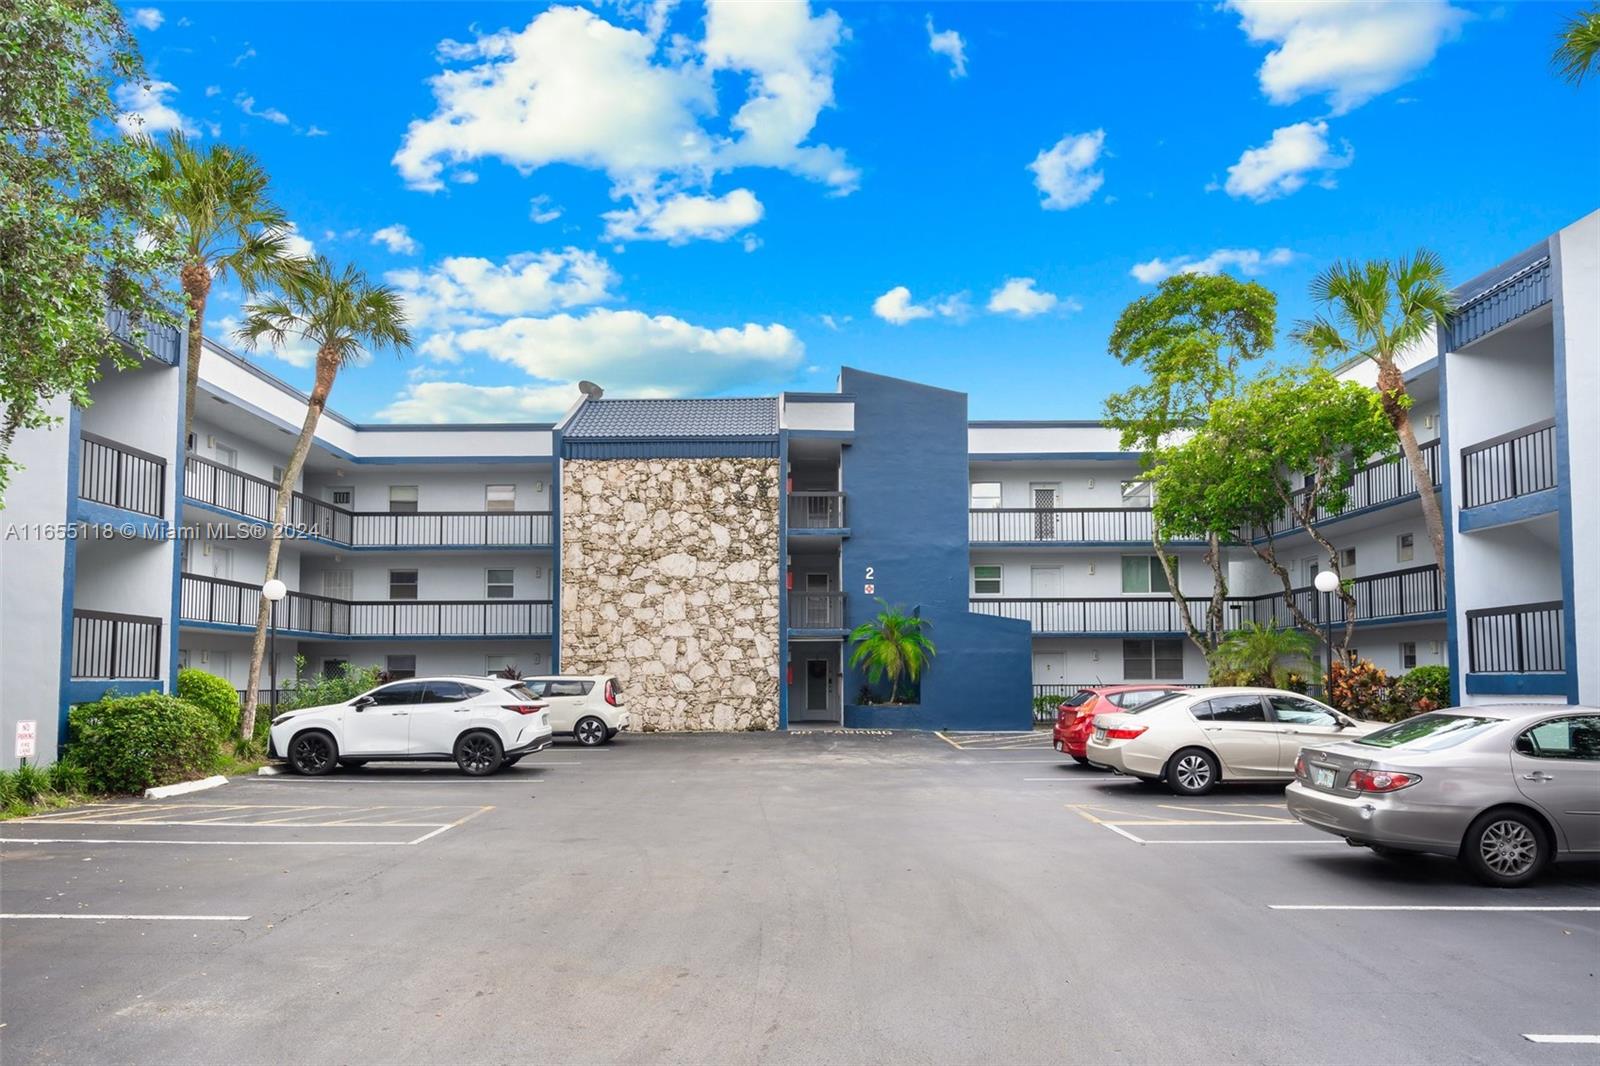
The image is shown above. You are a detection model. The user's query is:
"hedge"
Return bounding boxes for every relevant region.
[67,693,223,793]
[177,667,241,737]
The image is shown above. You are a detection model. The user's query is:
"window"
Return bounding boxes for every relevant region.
[322,658,349,678]
[486,654,519,676]
[519,680,548,697]
[272,465,285,484]
[970,482,1002,510]
[385,654,417,680]
[1120,480,1152,507]
[330,488,353,507]
[1207,695,1268,722]
[389,485,419,514]
[1339,547,1357,572]
[1267,695,1338,727]
[1515,716,1600,761]
[486,484,516,513]
[486,569,515,599]
[421,680,480,703]
[1400,642,1417,670]
[547,679,594,697]
[1123,639,1184,680]
[368,680,422,704]
[1358,713,1502,752]
[1121,555,1174,594]
[1109,689,1172,709]
[1396,533,1414,563]
[389,569,419,600]
[972,565,1002,595]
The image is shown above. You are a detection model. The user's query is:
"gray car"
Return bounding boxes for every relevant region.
[1286,704,1600,886]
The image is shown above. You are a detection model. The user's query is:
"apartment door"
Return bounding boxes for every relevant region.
[214,443,241,512]
[805,572,833,627]
[1030,483,1060,541]
[1033,652,1066,686]
[805,660,830,714]
[210,546,233,580]
[322,569,353,600]
[1030,566,1064,598]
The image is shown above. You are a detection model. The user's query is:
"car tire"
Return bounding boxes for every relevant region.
[1461,809,1549,887]
[288,731,338,776]
[1070,754,1089,766]
[574,716,609,746]
[1166,748,1220,796]
[454,731,504,776]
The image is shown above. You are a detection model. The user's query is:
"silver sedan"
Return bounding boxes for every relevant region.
[1286,704,1600,886]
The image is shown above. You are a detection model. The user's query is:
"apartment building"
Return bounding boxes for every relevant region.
[2,211,1591,766]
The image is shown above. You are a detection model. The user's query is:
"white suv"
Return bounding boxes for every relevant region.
[269,676,554,776]
[519,675,629,745]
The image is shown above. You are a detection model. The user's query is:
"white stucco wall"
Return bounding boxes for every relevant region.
[968,424,1125,456]
[969,546,1216,599]
[780,398,854,432]
[1554,210,1598,703]
[1028,637,1210,686]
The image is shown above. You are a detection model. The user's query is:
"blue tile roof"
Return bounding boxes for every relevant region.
[564,397,778,439]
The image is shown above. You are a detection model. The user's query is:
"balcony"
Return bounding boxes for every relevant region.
[970,596,1219,634]
[789,591,845,630]
[1254,439,1440,538]
[1467,602,1565,676]
[184,455,553,548]
[179,573,553,638]
[71,609,162,680]
[1234,566,1445,629]
[108,307,183,365]
[969,507,1201,545]
[1460,419,1557,509]
[79,432,167,518]
[788,492,846,531]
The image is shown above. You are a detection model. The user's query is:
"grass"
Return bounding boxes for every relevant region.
[0,739,268,821]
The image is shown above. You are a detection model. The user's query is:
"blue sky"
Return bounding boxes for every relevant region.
[120,1,1598,424]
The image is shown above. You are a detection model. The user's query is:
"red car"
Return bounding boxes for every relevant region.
[1053,685,1189,764]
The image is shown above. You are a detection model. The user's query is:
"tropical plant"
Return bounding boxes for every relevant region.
[1209,621,1319,688]
[1104,273,1276,656]
[1325,658,1392,718]
[1388,665,1451,721]
[0,0,180,503]
[1553,5,1600,85]
[234,258,411,737]
[66,692,222,793]
[149,134,302,441]
[848,600,935,705]
[1292,252,1455,580]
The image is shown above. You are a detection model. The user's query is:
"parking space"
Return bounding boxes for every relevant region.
[936,729,1052,750]
[1,801,494,846]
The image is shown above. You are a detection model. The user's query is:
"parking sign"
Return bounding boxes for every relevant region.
[15,720,36,760]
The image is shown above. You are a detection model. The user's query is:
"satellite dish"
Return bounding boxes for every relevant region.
[578,380,604,399]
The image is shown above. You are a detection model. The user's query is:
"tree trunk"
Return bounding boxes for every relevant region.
[1154,537,1209,657]
[1376,361,1446,582]
[1253,539,1329,649]
[179,262,211,443]
[1204,532,1228,648]
[239,354,337,739]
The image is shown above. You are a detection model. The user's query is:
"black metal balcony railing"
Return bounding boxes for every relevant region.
[1460,419,1558,509]
[184,455,553,548]
[970,596,1220,634]
[1466,601,1565,675]
[1256,439,1441,538]
[789,591,845,629]
[789,492,846,530]
[79,432,166,518]
[71,609,162,680]
[180,573,553,638]
[969,508,1202,544]
[1030,683,1202,722]
[107,307,183,364]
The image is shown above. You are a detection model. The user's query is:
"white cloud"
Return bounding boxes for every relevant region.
[872,286,932,325]
[204,84,221,97]
[371,224,421,256]
[269,223,316,260]
[377,381,586,423]
[986,277,1060,317]
[926,16,967,78]
[305,125,329,137]
[232,46,256,67]
[114,81,194,135]
[129,8,163,30]
[1225,0,1468,114]
[235,92,290,125]
[1129,247,1295,285]
[602,188,763,244]
[529,195,562,224]
[393,2,854,240]
[386,247,617,330]
[1028,130,1106,211]
[1223,121,1353,202]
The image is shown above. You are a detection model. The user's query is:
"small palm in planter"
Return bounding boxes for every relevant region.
[848,601,935,705]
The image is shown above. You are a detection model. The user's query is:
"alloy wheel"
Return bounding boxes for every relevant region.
[291,734,332,775]
[576,717,606,746]
[1175,754,1211,791]
[1479,819,1538,877]
[459,734,498,774]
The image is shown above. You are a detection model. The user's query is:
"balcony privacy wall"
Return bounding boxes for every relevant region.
[559,457,781,731]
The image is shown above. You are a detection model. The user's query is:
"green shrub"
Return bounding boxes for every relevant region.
[47,758,89,795]
[177,667,241,737]
[10,763,50,803]
[279,662,385,713]
[0,770,17,810]
[1388,665,1451,721]
[67,693,223,794]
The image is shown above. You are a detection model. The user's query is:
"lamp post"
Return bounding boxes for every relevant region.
[1313,569,1341,694]
[262,579,286,717]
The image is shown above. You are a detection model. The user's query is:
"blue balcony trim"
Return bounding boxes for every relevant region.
[64,679,162,705]
[70,498,171,540]
[1439,329,1461,706]
[1446,255,1552,349]
[1457,488,1559,532]
[57,408,84,757]
[1464,672,1569,697]
[1247,486,1438,545]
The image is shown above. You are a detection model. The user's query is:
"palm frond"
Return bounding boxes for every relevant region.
[1553,5,1600,85]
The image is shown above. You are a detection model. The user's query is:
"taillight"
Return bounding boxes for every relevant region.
[1103,725,1147,740]
[604,679,620,707]
[1075,696,1101,721]
[503,703,546,716]
[1294,753,1307,778]
[1348,768,1420,793]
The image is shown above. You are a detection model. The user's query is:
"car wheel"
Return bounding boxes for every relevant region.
[1070,754,1089,766]
[1461,809,1548,887]
[288,731,338,776]
[454,731,504,776]
[574,716,609,746]
[1166,748,1219,796]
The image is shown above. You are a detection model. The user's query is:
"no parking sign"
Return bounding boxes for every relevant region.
[15,720,37,760]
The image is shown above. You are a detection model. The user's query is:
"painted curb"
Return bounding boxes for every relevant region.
[143,774,229,800]
[255,765,283,777]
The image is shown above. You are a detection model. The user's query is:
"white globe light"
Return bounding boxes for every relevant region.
[1313,570,1341,594]
[262,578,288,602]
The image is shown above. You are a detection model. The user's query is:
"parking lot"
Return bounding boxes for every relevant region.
[2,731,1596,1065]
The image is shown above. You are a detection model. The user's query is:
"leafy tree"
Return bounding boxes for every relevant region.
[149,134,301,441]
[1553,5,1600,85]
[0,0,179,502]
[1292,252,1454,579]
[848,600,935,705]
[1104,273,1276,654]
[234,258,412,737]
[1210,621,1318,688]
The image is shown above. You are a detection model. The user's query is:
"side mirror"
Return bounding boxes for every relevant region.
[353,695,376,709]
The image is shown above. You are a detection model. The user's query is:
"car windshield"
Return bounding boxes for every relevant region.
[1121,692,1188,715]
[1356,713,1504,751]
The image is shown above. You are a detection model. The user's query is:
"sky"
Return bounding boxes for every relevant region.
[118,1,1600,425]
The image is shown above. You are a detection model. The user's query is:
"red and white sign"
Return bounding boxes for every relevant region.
[14,720,37,760]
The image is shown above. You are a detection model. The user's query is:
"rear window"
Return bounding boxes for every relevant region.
[1062,692,1096,707]
[1112,689,1174,709]
[1122,692,1188,715]
[505,685,542,702]
[547,679,594,697]
[1357,713,1503,751]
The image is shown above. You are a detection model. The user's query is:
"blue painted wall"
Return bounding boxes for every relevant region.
[837,368,1033,731]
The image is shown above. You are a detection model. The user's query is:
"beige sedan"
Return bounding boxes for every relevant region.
[1084,687,1380,795]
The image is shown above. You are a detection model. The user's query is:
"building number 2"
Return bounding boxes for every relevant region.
[864,566,874,595]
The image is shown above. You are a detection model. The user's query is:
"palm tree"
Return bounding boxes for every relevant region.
[848,601,935,704]
[150,134,300,441]
[233,257,412,737]
[1291,251,1455,578]
[1209,621,1319,688]
[1553,5,1600,85]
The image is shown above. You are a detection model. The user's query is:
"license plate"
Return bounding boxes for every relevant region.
[1312,766,1336,788]
[1093,727,1107,743]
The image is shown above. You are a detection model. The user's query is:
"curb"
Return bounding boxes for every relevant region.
[143,774,229,800]
[256,765,283,776]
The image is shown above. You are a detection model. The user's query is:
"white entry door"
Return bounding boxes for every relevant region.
[1033,652,1066,686]
[1030,566,1064,598]
[322,569,353,600]
[211,546,233,580]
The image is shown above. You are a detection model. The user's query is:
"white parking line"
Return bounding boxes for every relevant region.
[1270,905,1600,912]
[1,913,251,921]
[1524,1035,1600,1044]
